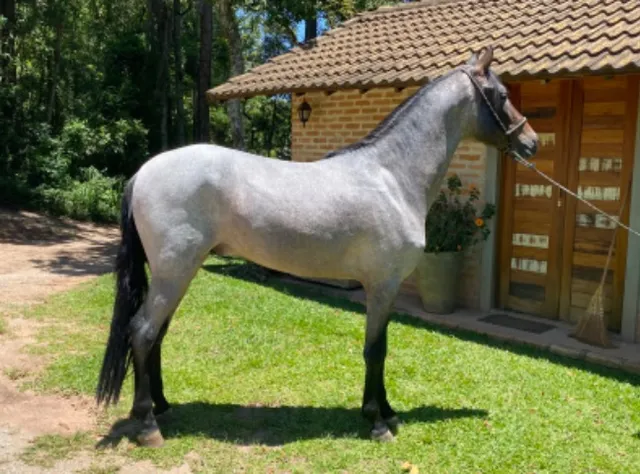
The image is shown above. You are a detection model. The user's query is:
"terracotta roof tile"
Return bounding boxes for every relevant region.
[208,0,640,100]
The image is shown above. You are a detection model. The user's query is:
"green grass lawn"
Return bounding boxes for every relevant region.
[22,257,640,473]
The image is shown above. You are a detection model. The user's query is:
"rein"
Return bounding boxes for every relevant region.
[461,67,640,239]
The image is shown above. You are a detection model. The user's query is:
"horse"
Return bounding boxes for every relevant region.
[96,46,539,447]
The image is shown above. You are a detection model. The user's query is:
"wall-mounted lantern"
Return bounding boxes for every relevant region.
[298,100,312,128]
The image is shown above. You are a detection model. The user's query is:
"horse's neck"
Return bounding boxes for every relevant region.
[361,72,473,215]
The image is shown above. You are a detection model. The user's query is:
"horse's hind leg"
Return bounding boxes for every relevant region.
[129,236,211,446]
[129,278,184,446]
[149,322,170,416]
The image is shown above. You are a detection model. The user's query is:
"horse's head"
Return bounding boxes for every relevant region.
[463,46,539,159]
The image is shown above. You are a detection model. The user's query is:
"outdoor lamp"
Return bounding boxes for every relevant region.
[298,100,312,127]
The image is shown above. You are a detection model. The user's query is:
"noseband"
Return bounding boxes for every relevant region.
[460,67,528,152]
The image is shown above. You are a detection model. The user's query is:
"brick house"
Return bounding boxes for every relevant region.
[208,0,640,342]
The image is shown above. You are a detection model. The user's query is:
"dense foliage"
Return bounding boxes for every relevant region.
[0,0,409,221]
[425,174,496,254]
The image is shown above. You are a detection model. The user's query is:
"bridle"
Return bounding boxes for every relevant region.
[459,67,528,153]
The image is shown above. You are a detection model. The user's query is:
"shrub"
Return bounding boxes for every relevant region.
[37,167,124,223]
[57,119,148,177]
[425,174,496,253]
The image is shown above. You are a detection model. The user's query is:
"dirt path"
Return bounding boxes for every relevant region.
[0,209,195,473]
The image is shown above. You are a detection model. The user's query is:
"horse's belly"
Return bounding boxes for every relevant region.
[214,235,359,281]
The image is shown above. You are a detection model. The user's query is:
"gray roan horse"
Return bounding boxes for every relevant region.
[96,47,538,447]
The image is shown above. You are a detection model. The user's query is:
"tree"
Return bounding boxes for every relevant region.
[0,0,16,83]
[147,0,172,151]
[304,9,317,42]
[218,0,245,150]
[45,0,65,126]
[173,0,187,146]
[194,0,212,142]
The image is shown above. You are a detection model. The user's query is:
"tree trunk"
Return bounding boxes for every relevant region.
[0,0,16,84]
[46,21,63,125]
[173,0,186,146]
[195,0,212,143]
[304,11,317,42]
[159,5,170,150]
[218,0,245,150]
[147,0,171,152]
[265,98,277,157]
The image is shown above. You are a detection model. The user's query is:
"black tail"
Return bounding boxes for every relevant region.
[96,177,148,406]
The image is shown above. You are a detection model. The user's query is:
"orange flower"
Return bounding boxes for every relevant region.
[475,218,484,227]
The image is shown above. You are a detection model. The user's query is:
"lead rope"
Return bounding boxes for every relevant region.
[511,152,640,238]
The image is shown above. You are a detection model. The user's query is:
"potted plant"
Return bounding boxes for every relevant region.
[414,174,496,314]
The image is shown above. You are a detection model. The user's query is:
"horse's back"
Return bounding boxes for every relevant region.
[130,144,422,282]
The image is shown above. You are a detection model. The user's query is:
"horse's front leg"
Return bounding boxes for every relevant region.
[361,280,400,442]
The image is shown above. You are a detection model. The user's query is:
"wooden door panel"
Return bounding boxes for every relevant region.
[500,76,638,330]
[499,80,570,318]
[558,76,639,330]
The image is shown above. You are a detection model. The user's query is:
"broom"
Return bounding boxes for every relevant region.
[571,177,632,348]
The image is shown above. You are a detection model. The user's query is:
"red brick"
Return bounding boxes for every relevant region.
[456,153,481,161]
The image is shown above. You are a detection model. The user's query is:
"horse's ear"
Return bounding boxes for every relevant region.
[475,46,494,75]
[466,50,479,66]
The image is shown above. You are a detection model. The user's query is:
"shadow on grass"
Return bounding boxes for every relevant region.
[98,403,487,447]
[202,260,640,387]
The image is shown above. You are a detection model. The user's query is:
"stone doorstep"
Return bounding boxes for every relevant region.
[278,276,640,376]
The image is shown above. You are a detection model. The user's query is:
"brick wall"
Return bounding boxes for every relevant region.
[291,88,491,309]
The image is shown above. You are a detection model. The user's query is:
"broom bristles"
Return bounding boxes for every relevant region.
[571,285,614,348]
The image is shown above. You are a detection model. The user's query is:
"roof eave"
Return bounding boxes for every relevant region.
[207,77,430,102]
[207,66,640,102]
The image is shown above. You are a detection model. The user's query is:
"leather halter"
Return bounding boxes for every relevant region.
[459,67,528,149]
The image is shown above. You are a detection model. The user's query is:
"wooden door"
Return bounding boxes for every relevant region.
[558,76,639,330]
[498,80,572,318]
[499,76,639,329]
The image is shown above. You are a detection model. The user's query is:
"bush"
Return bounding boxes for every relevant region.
[37,167,124,223]
[57,119,148,177]
[0,174,32,208]
[425,174,496,253]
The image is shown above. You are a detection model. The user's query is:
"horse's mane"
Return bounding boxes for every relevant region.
[322,69,457,159]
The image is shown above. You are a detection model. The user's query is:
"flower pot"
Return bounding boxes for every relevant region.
[414,251,463,314]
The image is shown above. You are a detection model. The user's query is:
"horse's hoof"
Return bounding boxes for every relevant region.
[371,425,395,443]
[385,415,401,435]
[137,429,165,448]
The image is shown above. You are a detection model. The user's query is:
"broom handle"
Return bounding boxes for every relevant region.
[599,175,633,289]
